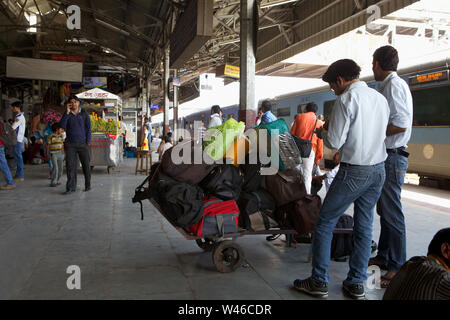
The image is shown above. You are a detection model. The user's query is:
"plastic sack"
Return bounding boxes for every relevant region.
[224,135,250,167]
[203,118,245,161]
[253,119,300,171]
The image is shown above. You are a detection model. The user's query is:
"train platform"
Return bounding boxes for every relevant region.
[0,159,449,300]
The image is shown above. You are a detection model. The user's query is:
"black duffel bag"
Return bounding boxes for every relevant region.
[153,170,204,228]
[292,117,317,158]
[240,161,262,193]
[200,164,243,200]
[161,139,216,185]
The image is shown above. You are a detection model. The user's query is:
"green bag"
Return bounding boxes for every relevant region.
[203,118,246,161]
[254,119,300,171]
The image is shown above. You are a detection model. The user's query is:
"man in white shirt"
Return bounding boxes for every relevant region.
[293,59,389,300]
[11,102,26,181]
[208,105,223,128]
[369,45,413,288]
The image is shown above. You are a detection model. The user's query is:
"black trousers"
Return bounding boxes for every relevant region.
[65,142,91,191]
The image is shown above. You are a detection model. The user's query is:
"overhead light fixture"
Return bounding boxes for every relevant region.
[95,18,130,36]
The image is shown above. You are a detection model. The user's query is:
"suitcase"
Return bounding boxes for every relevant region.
[188,197,240,237]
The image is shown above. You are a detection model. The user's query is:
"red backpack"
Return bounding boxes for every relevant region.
[188,197,240,237]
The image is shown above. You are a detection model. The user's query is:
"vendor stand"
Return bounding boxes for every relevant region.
[76,88,123,173]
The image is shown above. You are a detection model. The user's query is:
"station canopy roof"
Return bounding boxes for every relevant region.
[1,0,449,106]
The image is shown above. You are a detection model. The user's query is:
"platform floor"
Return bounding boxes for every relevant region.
[0,158,449,300]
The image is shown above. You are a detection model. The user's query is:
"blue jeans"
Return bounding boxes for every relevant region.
[375,152,408,272]
[0,146,14,186]
[311,162,386,285]
[13,142,24,178]
[51,152,64,185]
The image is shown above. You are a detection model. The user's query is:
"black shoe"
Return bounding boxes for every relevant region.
[84,186,91,192]
[342,282,365,300]
[64,190,75,195]
[293,277,328,298]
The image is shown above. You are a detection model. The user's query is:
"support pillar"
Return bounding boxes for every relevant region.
[238,0,257,129]
[163,47,170,136]
[173,69,179,143]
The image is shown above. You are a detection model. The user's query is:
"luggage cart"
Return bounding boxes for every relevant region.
[149,198,352,273]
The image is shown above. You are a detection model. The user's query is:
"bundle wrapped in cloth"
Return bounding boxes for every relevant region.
[203,118,245,161]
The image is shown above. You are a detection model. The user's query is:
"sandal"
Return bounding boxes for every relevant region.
[368,257,388,270]
[380,272,395,288]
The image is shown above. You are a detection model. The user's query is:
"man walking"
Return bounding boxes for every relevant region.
[369,45,413,288]
[60,96,91,194]
[11,101,26,182]
[290,102,323,194]
[293,59,389,299]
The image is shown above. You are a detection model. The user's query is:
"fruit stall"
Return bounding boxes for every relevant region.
[76,88,123,173]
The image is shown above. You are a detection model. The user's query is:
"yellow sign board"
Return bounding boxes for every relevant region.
[224,64,240,78]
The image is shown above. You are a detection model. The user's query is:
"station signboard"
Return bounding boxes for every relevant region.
[215,64,240,79]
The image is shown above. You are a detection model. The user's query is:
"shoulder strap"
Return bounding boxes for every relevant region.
[309,117,318,142]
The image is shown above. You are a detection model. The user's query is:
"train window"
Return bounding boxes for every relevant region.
[412,86,450,126]
[297,104,307,114]
[276,107,291,117]
[323,100,336,121]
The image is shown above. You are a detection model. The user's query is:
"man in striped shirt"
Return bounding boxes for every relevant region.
[383,228,450,300]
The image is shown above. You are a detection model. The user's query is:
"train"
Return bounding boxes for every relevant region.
[152,60,450,182]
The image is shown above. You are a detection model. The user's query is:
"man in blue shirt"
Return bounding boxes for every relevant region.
[60,96,91,194]
[260,100,277,124]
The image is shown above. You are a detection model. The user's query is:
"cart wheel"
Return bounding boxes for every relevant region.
[196,238,215,252]
[212,240,244,273]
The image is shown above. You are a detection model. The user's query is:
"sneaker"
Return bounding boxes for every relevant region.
[1,184,16,190]
[342,282,365,300]
[293,277,328,298]
[13,177,24,182]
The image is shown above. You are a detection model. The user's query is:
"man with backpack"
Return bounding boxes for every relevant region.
[60,95,91,195]
[0,119,17,190]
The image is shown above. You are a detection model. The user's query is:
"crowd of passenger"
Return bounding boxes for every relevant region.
[0,95,92,194]
[1,45,448,300]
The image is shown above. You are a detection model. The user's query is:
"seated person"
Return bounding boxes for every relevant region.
[383,227,450,300]
[158,136,173,161]
[312,152,340,192]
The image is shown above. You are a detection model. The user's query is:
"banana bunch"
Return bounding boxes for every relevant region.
[90,113,118,134]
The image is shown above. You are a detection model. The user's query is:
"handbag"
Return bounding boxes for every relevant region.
[293,117,318,158]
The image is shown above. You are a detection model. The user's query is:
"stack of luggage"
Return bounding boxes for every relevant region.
[135,118,322,238]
